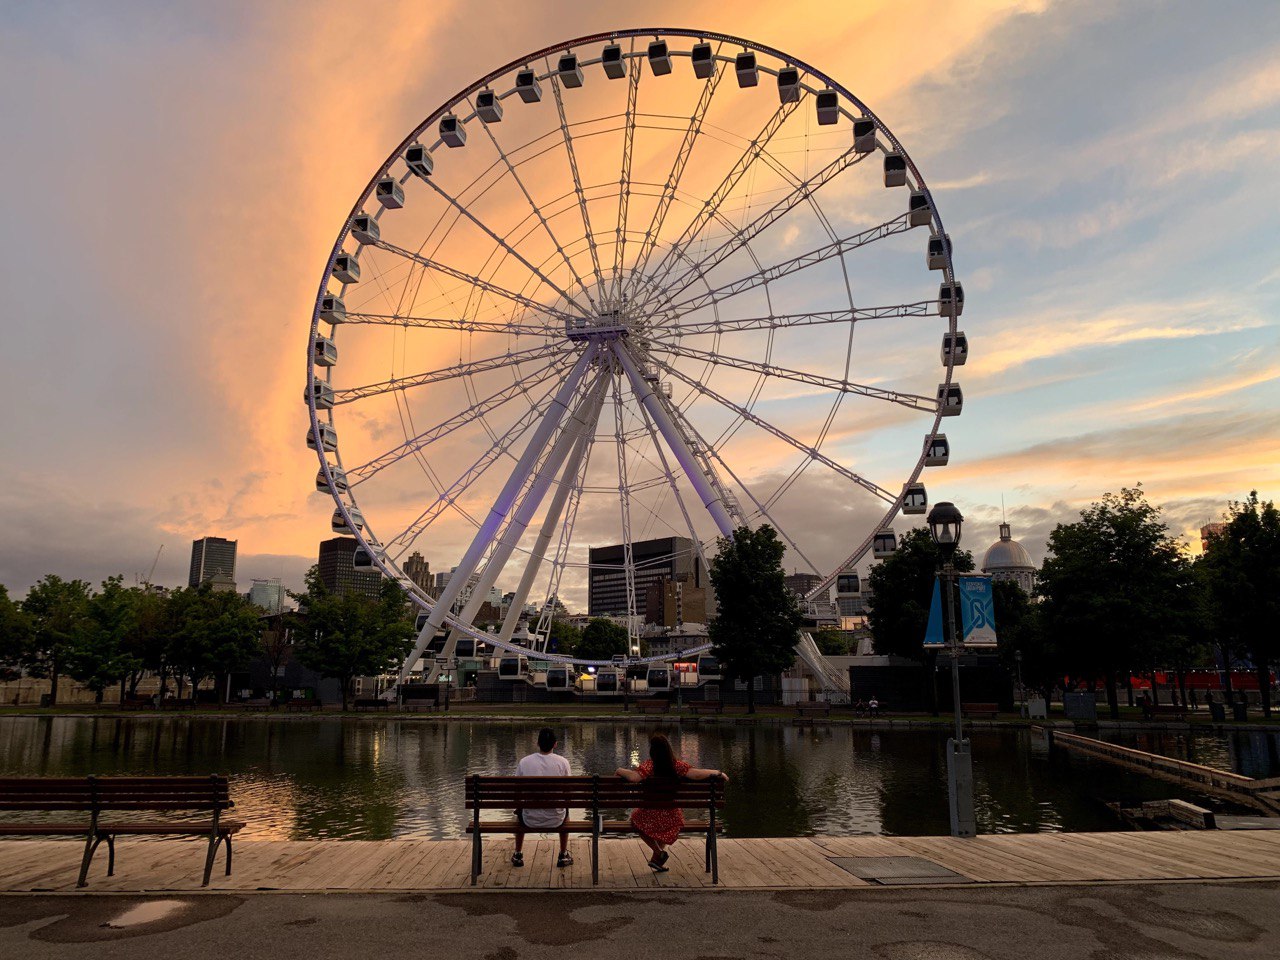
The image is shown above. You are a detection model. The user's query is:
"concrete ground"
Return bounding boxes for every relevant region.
[2,882,1278,960]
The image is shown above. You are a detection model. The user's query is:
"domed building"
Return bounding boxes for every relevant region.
[981,522,1037,593]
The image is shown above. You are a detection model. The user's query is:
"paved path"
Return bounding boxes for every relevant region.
[5,831,1280,892]
[2,883,1279,959]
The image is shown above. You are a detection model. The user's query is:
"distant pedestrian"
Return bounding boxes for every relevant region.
[868,695,880,717]
[1190,688,1198,711]
[615,734,727,872]
[511,728,573,869]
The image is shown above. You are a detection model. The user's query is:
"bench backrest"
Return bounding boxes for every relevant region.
[0,776,233,813]
[465,775,724,812]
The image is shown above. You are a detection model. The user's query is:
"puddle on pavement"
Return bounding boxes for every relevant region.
[103,900,187,928]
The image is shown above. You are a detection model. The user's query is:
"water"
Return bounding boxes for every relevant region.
[0,717,1236,840]
[1104,727,1280,779]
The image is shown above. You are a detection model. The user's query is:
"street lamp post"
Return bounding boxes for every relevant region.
[928,501,976,839]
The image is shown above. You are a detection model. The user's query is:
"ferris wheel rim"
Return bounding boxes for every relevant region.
[305,27,962,665]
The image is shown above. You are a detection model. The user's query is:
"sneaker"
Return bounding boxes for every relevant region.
[510,852,524,867]
[557,852,574,868]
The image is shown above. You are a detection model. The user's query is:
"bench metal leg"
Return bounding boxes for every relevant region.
[77,833,98,888]
[711,831,719,885]
[105,834,115,876]
[202,834,219,887]
[225,834,233,876]
[592,817,600,886]
[471,829,482,886]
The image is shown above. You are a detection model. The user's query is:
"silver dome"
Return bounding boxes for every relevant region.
[982,523,1035,572]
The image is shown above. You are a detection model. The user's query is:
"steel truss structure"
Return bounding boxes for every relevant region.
[304,29,965,686]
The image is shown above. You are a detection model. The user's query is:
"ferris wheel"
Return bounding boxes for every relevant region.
[304,29,966,679]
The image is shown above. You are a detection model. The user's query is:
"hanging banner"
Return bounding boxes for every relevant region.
[958,576,998,647]
[923,577,946,646]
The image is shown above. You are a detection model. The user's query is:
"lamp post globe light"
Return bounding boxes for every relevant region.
[927,501,976,838]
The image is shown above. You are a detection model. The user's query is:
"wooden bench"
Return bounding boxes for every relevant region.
[241,698,273,712]
[796,701,831,719]
[465,775,725,886]
[404,698,437,713]
[1142,703,1187,721]
[962,702,999,719]
[158,698,195,710]
[120,696,154,711]
[0,775,243,887]
[636,698,670,714]
[352,698,389,712]
[686,701,724,715]
[285,699,323,712]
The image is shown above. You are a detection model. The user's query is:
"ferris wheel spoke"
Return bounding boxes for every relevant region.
[650,341,937,413]
[649,302,936,339]
[624,45,726,300]
[369,238,578,324]
[633,96,802,310]
[649,355,899,505]
[657,145,867,299]
[548,68,607,300]
[531,421,598,644]
[346,353,569,485]
[415,170,592,317]
[611,365,641,652]
[610,59,642,304]
[333,342,566,406]
[658,213,913,319]
[343,311,560,338]
[385,375,573,557]
[471,102,600,313]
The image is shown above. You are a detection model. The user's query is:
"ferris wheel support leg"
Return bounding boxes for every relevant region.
[497,420,595,645]
[614,342,736,539]
[442,375,607,657]
[397,344,599,686]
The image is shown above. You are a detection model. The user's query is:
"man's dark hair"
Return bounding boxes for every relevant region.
[537,728,557,752]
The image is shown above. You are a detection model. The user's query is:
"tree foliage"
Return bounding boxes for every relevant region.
[708,525,803,713]
[1200,492,1280,717]
[289,566,414,709]
[1037,486,1187,719]
[545,618,582,657]
[572,618,628,661]
[867,527,974,660]
[166,584,263,697]
[19,575,94,705]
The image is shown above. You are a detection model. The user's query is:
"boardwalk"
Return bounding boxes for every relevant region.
[4,831,1280,893]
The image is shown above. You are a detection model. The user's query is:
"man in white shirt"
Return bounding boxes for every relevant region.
[512,728,573,868]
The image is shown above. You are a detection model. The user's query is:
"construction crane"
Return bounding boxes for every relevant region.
[138,544,164,590]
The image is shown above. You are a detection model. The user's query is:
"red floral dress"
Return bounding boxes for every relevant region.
[629,759,690,845]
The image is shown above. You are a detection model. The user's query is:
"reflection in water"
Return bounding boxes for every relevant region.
[0,717,1240,840]
[1104,728,1280,779]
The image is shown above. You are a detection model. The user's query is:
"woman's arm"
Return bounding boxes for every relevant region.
[615,767,642,782]
[685,767,729,784]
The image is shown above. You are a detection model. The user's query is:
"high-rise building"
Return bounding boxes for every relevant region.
[402,551,431,593]
[644,577,708,627]
[247,579,284,615]
[785,572,824,599]
[317,537,382,599]
[189,537,237,591]
[1200,522,1226,553]
[589,536,701,619]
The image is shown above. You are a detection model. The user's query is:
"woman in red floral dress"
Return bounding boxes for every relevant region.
[615,734,729,872]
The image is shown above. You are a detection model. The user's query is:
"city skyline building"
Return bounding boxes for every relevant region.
[317,537,382,599]
[402,551,431,593]
[589,536,701,620]
[189,536,237,591]
[247,578,284,615]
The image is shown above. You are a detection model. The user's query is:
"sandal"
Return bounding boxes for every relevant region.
[557,852,574,868]
[510,852,524,867]
[648,851,670,872]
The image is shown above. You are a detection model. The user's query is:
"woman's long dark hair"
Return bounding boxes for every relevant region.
[649,734,678,779]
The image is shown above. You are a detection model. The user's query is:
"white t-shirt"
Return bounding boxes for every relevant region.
[515,751,572,828]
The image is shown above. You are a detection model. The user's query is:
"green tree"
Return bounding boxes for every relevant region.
[867,527,974,659]
[66,576,144,704]
[290,567,415,709]
[167,584,263,700]
[573,618,629,661]
[1037,486,1187,720]
[708,525,804,714]
[20,575,95,705]
[1200,492,1280,717]
[0,584,34,681]
[546,618,583,657]
[991,580,1055,700]
[813,628,852,656]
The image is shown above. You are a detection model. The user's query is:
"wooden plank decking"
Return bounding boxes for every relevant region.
[4,831,1280,893]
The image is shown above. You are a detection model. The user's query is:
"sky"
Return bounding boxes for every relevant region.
[1,0,1277,603]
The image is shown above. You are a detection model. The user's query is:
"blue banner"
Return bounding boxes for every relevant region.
[923,577,946,646]
[958,576,998,646]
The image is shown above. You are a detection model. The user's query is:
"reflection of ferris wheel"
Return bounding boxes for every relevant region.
[305,29,966,679]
